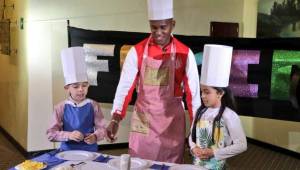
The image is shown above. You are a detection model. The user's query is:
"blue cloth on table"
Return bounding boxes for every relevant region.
[94,155,113,163]
[32,149,66,169]
[150,164,170,170]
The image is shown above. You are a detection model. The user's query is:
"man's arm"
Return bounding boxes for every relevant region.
[107,47,139,141]
[183,49,201,122]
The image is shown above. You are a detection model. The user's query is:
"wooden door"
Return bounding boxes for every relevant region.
[210,21,239,38]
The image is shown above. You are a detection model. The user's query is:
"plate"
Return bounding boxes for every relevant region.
[108,158,149,170]
[55,150,98,161]
[169,164,207,170]
[15,160,47,170]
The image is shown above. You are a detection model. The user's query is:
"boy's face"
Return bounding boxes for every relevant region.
[149,19,175,47]
[65,82,89,103]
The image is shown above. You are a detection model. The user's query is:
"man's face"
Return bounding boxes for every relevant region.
[149,19,175,47]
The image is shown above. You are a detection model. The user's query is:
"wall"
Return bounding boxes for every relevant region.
[241,116,300,153]
[175,0,244,36]
[242,0,258,37]
[0,0,28,149]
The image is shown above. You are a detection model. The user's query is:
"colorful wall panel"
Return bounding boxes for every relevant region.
[68,26,300,122]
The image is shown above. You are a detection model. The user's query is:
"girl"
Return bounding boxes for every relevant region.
[189,44,247,170]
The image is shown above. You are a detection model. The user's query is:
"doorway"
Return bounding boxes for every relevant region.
[210,21,239,38]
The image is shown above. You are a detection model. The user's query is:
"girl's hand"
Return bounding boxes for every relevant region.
[192,146,202,157]
[68,130,84,142]
[192,147,214,160]
[84,133,97,144]
[201,148,214,159]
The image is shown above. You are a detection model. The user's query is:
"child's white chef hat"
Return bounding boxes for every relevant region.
[61,47,88,85]
[200,44,233,87]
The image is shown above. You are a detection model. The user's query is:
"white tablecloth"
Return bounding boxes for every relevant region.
[51,154,176,170]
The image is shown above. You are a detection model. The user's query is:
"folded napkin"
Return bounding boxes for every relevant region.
[94,155,113,163]
[150,164,170,170]
[32,149,66,169]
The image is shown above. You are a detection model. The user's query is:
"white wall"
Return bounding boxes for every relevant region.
[175,0,245,36]
[27,21,55,151]
[241,116,300,153]
[242,0,258,37]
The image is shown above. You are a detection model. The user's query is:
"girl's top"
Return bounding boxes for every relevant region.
[189,107,247,169]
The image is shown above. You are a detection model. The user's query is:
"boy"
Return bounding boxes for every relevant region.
[47,47,106,151]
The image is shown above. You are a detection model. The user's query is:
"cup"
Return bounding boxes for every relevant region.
[120,154,131,170]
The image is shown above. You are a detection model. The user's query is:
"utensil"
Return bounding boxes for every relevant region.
[70,162,86,170]
[70,161,86,168]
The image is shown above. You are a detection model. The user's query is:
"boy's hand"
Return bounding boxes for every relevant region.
[68,130,84,142]
[84,133,97,144]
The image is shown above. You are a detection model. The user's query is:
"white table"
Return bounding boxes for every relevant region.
[51,153,175,170]
[13,150,206,170]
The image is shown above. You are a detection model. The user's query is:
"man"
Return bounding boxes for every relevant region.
[106,0,200,163]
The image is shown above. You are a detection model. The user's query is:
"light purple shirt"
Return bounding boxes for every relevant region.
[46,98,106,142]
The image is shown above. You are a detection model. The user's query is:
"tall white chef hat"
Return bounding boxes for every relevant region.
[200,44,233,87]
[61,47,88,85]
[147,0,173,20]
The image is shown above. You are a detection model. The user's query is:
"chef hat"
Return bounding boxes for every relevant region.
[61,47,88,85]
[147,0,173,20]
[200,44,233,87]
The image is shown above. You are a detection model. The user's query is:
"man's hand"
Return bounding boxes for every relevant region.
[84,133,97,144]
[68,130,84,142]
[106,113,122,142]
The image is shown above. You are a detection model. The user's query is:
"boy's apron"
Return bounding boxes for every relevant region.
[61,103,98,152]
[129,37,186,163]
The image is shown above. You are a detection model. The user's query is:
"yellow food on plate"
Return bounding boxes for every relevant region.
[17,160,46,170]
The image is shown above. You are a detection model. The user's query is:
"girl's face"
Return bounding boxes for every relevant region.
[200,84,223,108]
[65,82,89,103]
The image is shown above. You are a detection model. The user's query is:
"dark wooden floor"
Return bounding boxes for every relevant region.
[1,131,299,170]
[0,132,25,170]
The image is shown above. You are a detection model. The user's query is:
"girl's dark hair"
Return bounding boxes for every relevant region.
[191,87,237,144]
